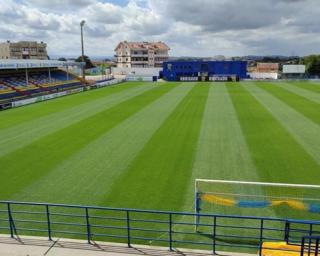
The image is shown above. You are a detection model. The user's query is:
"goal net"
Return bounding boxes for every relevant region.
[195,179,320,227]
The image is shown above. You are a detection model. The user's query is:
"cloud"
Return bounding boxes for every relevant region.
[0,0,319,57]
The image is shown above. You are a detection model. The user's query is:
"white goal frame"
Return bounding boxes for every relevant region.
[194,179,320,232]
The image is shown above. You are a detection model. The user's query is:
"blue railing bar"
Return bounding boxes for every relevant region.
[289,219,320,225]
[130,227,168,233]
[50,221,87,227]
[10,210,45,215]
[0,227,10,230]
[289,228,319,233]
[129,218,169,224]
[0,200,306,222]
[0,218,9,221]
[10,219,47,224]
[261,226,285,232]
[91,233,128,239]
[90,224,127,230]
[49,212,86,218]
[302,236,320,239]
[168,229,201,236]
[213,224,262,230]
[51,230,87,236]
[12,227,47,233]
[89,215,126,221]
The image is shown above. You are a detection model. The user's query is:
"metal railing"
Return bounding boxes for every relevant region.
[0,201,320,255]
[301,236,320,256]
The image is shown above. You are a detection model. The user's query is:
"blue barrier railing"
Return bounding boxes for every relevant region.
[1,201,320,255]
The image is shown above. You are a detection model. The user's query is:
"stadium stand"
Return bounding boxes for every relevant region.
[0,60,84,103]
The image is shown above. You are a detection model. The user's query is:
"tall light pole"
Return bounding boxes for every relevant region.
[80,20,85,79]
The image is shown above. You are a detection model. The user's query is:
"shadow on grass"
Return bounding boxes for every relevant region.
[198,231,260,246]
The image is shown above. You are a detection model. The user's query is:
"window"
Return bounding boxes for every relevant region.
[167,63,172,71]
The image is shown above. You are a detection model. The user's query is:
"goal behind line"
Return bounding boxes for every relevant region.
[194,179,320,230]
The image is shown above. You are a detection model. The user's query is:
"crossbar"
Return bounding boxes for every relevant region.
[195,179,320,189]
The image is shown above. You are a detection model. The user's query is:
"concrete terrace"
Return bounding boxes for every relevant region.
[0,235,256,256]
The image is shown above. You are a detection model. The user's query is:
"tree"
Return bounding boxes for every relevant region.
[58,57,67,61]
[300,55,320,76]
[75,55,95,69]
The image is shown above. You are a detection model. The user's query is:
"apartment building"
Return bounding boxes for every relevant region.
[114,41,170,68]
[0,41,48,60]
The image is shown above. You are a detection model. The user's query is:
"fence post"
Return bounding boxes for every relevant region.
[259,219,264,256]
[169,213,173,251]
[126,210,131,247]
[315,238,319,256]
[45,204,52,241]
[300,237,305,256]
[7,203,14,238]
[308,224,313,255]
[212,216,217,255]
[85,207,91,244]
[284,221,290,244]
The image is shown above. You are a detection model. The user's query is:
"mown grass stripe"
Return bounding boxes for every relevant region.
[103,83,209,211]
[0,84,157,157]
[182,83,273,216]
[10,83,194,204]
[171,83,276,246]
[294,82,320,94]
[0,82,142,130]
[270,82,320,105]
[246,83,320,167]
[0,85,174,200]
[257,82,320,126]
[229,83,320,220]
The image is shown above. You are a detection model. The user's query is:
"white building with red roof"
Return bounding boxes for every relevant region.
[114,41,170,68]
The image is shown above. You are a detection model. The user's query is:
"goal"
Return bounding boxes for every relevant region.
[194,179,320,231]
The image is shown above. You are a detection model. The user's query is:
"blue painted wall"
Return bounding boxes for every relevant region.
[162,61,247,81]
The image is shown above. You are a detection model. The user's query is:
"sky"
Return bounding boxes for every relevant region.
[0,0,319,58]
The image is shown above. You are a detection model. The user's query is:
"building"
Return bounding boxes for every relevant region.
[162,61,247,81]
[114,41,170,68]
[0,41,48,60]
[282,64,306,79]
[249,62,279,80]
[256,62,279,73]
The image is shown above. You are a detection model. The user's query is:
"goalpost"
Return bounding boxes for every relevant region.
[194,179,320,232]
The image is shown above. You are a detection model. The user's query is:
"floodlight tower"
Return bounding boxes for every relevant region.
[80,20,86,79]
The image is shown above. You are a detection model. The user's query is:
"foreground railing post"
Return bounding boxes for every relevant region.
[126,210,131,247]
[45,204,52,241]
[259,219,264,256]
[7,203,14,238]
[212,216,217,255]
[85,207,91,244]
[315,238,319,256]
[300,237,305,256]
[284,221,290,244]
[169,213,173,251]
[308,224,313,256]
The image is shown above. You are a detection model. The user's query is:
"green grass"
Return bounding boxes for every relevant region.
[1,80,320,251]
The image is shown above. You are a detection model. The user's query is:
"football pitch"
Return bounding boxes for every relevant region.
[1,80,320,222]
